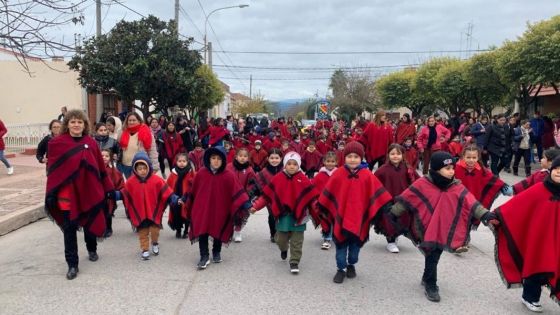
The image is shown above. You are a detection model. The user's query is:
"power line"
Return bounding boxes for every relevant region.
[212,49,490,55]
[212,64,420,70]
[112,0,146,18]
[179,5,204,38]
[217,77,333,81]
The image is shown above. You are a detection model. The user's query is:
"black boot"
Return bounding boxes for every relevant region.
[525,167,531,177]
[512,167,518,176]
[175,228,182,239]
[88,251,98,262]
[425,285,441,302]
[182,229,188,239]
[66,266,79,280]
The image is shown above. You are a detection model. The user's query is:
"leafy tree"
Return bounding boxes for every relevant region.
[68,15,203,118]
[376,68,427,117]
[328,69,377,120]
[414,57,456,112]
[184,65,225,117]
[231,93,267,116]
[434,59,471,116]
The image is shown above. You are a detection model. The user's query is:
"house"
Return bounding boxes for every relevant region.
[532,85,560,115]
[211,81,231,118]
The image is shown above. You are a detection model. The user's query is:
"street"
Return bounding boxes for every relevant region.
[0,171,557,315]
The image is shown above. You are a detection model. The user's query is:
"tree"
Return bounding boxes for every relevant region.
[434,59,471,116]
[231,93,267,116]
[68,15,203,118]
[376,68,427,117]
[184,65,225,117]
[414,57,456,115]
[0,0,86,73]
[328,69,377,121]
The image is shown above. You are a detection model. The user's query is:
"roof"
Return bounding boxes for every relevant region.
[231,92,250,102]
[0,46,42,62]
[530,85,560,97]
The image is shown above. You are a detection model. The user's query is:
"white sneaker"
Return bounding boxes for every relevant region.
[522,298,543,313]
[152,243,159,255]
[7,167,13,175]
[386,242,400,253]
[141,251,150,260]
[233,231,242,243]
[321,240,331,250]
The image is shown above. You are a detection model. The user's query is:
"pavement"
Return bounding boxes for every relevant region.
[0,158,558,314]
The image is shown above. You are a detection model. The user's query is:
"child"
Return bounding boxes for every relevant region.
[188,141,205,171]
[280,139,293,156]
[253,148,284,242]
[317,142,393,283]
[186,146,251,270]
[224,141,236,164]
[292,135,305,155]
[389,151,496,302]
[335,141,345,167]
[101,148,124,238]
[312,151,338,250]
[448,134,463,158]
[403,137,419,171]
[512,148,560,194]
[374,144,419,254]
[316,135,331,155]
[227,147,258,243]
[250,152,320,274]
[491,156,560,313]
[117,152,179,260]
[439,135,450,153]
[94,123,120,162]
[167,153,196,239]
[301,141,323,178]
[250,140,268,172]
[160,122,184,177]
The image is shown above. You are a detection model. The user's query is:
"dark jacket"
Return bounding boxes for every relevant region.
[530,117,545,138]
[36,134,53,163]
[484,123,513,156]
[470,122,487,148]
[512,126,534,151]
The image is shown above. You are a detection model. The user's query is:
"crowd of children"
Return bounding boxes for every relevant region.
[42,111,559,313]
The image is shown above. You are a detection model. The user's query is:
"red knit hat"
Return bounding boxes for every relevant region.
[343,141,365,159]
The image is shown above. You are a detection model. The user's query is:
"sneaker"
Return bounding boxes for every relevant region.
[425,285,441,302]
[197,256,210,269]
[141,251,150,260]
[233,231,242,243]
[104,228,113,238]
[270,235,276,243]
[7,167,13,175]
[66,266,79,280]
[212,252,222,263]
[386,242,400,253]
[521,298,543,313]
[88,251,98,262]
[321,240,331,250]
[152,243,159,255]
[290,263,299,274]
[346,265,356,279]
[333,270,346,283]
[280,250,287,260]
[455,246,469,254]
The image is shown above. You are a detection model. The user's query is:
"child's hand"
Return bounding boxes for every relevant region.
[249,207,257,214]
[178,199,184,205]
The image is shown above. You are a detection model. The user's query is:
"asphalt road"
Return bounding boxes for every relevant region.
[0,173,558,314]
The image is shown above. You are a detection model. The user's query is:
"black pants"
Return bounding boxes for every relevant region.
[105,214,112,231]
[305,168,317,179]
[63,212,97,268]
[489,152,511,175]
[268,211,276,238]
[522,274,549,303]
[368,156,385,171]
[513,148,531,176]
[198,234,222,258]
[422,248,443,288]
[158,154,166,174]
[531,137,543,161]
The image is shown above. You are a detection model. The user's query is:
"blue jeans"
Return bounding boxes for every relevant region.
[118,163,133,179]
[322,226,333,241]
[0,150,11,168]
[335,240,361,270]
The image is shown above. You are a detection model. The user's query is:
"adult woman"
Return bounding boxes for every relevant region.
[417,116,451,174]
[395,113,416,145]
[176,116,195,152]
[0,118,13,175]
[118,112,159,178]
[359,110,393,170]
[36,119,62,165]
[45,109,114,280]
[106,116,122,140]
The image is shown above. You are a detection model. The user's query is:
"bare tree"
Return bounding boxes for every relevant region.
[0,0,86,73]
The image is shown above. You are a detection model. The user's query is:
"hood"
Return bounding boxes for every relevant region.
[203,146,227,173]
[132,151,153,179]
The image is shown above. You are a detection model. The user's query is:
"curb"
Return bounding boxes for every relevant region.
[0,204,46,236]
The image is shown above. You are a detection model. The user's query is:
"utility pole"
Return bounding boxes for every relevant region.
[95,0,103,122]
[208,42,213,69]
[174,0,180,35]
[249,74,252,99]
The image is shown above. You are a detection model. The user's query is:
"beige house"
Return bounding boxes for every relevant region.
[0,48,85,125]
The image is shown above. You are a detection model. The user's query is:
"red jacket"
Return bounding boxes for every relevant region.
[250,148,269,169]
[395,121,416,145]
[188,149,205,171]
[301,149,323,171]
[417,124,451,151]
[0,119,6,151]
[404,146,419,170]
[360,122,393,161]
[448,141,463,157]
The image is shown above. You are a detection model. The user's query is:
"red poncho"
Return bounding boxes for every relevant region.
[162,131,184,161]
[187,168,250,243]
[404,146,419,170]
[395,121,416,145]
[258,171,319,225]
[166,168,196,228]
[226,161,258,192]
[494,182,560,304]
[301,149,323,171]
[393,177,482,254]
[312,167,336,192]
[315,140,332,155]
[188,150,205,171]
[455,161,505,210]
[121,173,173,229]
[512,169,548,194]
[336,150,345,167]
[45,134,114,237]
[209,126,230,146]
[250,148,268,169]
[360,122,393,162]
[318,166,392,244]
[106,165,124,215]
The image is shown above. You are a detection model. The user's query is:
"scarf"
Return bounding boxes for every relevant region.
[95,135,109,143]
[120,124,153,150]
[266,163,283,175]
[318,166,336,177]
[427,125,437,148]
[151,125,162,135]
[543,175,560,201]
[233,159,250,170]
[174,165,191,196]
[429,169,454,190]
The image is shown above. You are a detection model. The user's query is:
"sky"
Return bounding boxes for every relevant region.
[54,0,560,101]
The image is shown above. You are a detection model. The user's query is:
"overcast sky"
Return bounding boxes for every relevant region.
[65,0,560,101]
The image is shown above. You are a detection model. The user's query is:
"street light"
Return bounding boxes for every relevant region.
[204,4,249,66]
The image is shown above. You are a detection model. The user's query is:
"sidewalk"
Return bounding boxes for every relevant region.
[0,154,46,235]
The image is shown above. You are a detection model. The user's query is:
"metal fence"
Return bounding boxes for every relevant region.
[4,123,50,153]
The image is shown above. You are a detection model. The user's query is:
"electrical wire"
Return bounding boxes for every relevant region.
[211,49,490,55]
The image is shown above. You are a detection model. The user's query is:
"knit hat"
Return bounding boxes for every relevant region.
[551,156,560,170]
[283,151,301,169]
[430,151,455,171]
[343,141,365,159]
[255,140,262,145]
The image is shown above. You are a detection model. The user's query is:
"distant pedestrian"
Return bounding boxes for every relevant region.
[57,106,67,122]
[118,113,159,178]
[359,110,393,170]
[100,148,124,238]
[483,114,514,175]
[36,119,62,166]
[530,111,545,162]
[0,118,13,175]
[94,123,120,163]
[417,116,451,174]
